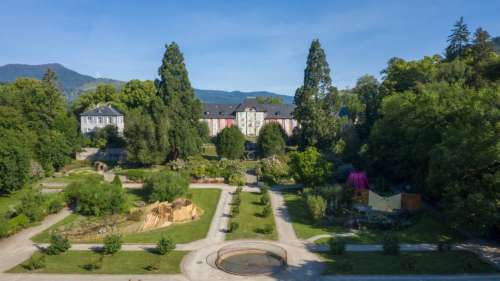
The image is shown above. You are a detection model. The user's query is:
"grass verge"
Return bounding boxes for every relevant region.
[319,251,498,274]
[226,191,277,240]
[8,250,187,274]
[283,189,461,243]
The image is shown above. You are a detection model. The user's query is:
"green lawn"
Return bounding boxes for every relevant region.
[36,171,103,187]
[226,192,277,240]
[320,251,498,275]
[283,190,461,243]
[33,188,221,244]
[9,250,187,274]
[283,190,347,239]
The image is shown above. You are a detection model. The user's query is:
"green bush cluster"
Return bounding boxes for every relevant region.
[256,156,289,185]
[103,234,122,255]
[187,157,245,185]
[0,191,64,238]
[157,236,176,255]
[143,171,189,203]
[305,194,327,221]
[65,180,128,216]
[23,254,46,271]
[46,232,71,255]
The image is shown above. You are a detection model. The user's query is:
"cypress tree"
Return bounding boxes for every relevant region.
[445,17,470,61]
[157,42,203,159]
[293,39,340,150]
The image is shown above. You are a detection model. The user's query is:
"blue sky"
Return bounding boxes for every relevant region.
[1,0,499,95]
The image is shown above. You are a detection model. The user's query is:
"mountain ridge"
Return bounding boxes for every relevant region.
[0,63,293,104]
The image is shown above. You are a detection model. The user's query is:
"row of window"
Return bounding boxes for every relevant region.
[83,116,123,124]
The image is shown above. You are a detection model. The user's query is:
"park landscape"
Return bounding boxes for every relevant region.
[0,5,500,281]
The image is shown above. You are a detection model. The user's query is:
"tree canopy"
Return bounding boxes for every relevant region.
[215,126,245,159]
[257,123,287,157]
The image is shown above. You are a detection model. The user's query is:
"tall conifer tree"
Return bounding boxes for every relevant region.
[445,17,470,61]
[293,39,339,151]
[157,42,203,159]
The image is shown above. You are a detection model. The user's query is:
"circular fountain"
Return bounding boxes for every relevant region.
[215,242,287,276]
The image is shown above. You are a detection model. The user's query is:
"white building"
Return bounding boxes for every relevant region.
[80,105,124,135]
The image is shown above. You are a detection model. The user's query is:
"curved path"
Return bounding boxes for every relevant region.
[1,181,500,280]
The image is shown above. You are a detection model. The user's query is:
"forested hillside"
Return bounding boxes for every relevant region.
[0,63,293,103]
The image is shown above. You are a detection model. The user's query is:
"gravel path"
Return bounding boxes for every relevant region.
[269,189,302,246]
[0,208,71,273]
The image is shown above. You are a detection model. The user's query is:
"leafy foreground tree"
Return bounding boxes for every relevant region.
[157,42,204,159]
[143,171,189,202]
[0,129,30,194]
[1,74,79,176]
[215,126,245,159]
[289,147,333,187]
[293,39,340,151]
[257,123,287,158]
[65,181,128,216]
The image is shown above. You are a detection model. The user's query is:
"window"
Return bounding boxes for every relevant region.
[98,117,103,123]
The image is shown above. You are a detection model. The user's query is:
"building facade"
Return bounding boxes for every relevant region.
[80,105,124,135]
[201,97,297,137]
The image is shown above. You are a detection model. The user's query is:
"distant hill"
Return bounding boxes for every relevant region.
[195,89,293,104]
[0,63,125,101]
[493,36,500,54]
[0,63,293,104]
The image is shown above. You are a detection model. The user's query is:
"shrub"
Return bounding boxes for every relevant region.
[306,195,327,221]
[103,234,122,255]
[145,259,160,272]
[261,204,272,217]
[260,193,270,205]
[257,123,287,157]
[227,173,245,186]
[256,156,289,185]
[17,191,46,222]
[329,239,346,255]
[235,186,243,194]
[260,184,269,194]
[232,194,241,205]
[401,255,417,271]
[8,214,30,233]
[82,256,103,271]
[289,147,333,187]
[229,222,239,232]
[46,232,71,255]
[24,254,46,271]
[382,234,400,255]
[47,196,65,214]
[0,217,8,238]
[260,224,274,234]
[232,205,240,216]
[65,181,128,216]
[157,236,175,255]
[143,171,189,203]
[215,126,245,159]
